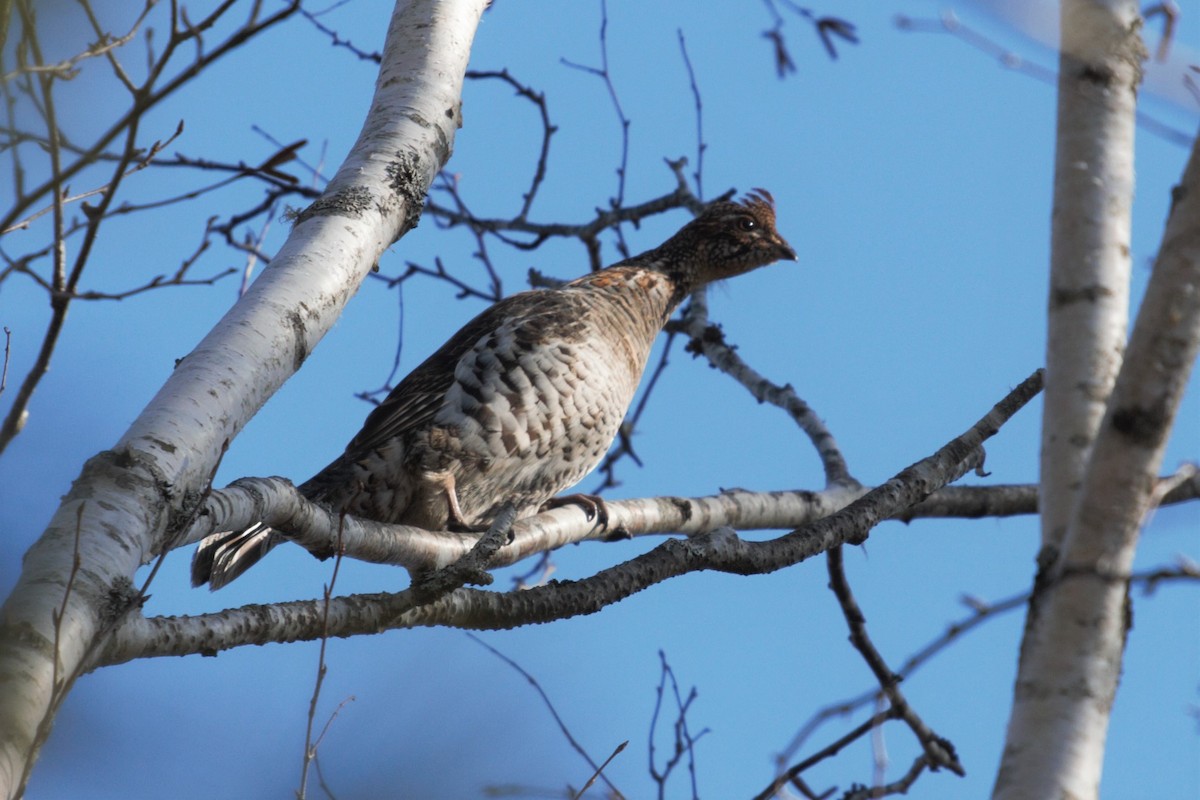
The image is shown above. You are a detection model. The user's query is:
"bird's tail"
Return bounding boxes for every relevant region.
[190,523,283,590]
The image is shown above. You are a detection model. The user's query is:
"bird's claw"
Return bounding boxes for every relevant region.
[541,493,609,530]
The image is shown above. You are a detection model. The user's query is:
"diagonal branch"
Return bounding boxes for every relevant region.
[98,369,1045,666]
[825,546,963,775]
[676,289,854,486]
[0,3,490,795]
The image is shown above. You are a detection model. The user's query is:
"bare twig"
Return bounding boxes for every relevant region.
[561,0,632,256]
[299,516,350,800]
[0,327,10,398]
[0,0,154,85]
[298,2,383,63]
[761,1,859,78]
[381,255,502,303]
[423,182,701,255]
[572,740,628,800]
[675,30,706,199]
[508,551,556,590]
[754,709,898,800]
[0,1,302,234]
[842,755,930,800]
[470,634,626,799]
[648,651,708,800]
[775,559,1200,779]
[826,546,963,776]
[465,70,556,219]
[675,292,855,487]
[1142,2,1179,62]
[0,0,301,456]
[354,280,407,407]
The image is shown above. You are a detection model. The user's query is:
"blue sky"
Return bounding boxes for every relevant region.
[3,1,1198,798]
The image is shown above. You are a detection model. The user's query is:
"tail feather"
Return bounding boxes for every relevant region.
[191,523,282,590]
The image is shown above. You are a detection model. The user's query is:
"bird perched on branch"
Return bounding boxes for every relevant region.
[192,189,796,589]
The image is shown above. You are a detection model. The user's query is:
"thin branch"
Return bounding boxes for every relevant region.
[1142,2,1179,62]
[777,559,1200,769]
[572,740,628,800]
[675,30,706,199]
[561,0,631,254]
[423,182,702,252]
[469,633,625,799]
[429,172,505,296]
[354,279,407,406]
[754,709,899,800]
[0,0,297,457]
[826,546,963,775]
[648,651,708,800]
[0,116,176,454]
[508,551,556,590]
[380,255,501,303]
[298,2,384,63]
[0,0,302,234]
[465,69,556,220]
[760,1,859,78]
[0,327,11,397]
[842,755,930,800]
[675,291,855,487]
[0,0,154,85]
[299,516,349,800]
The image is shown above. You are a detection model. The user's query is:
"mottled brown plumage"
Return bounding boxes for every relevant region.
[192,190,795,589]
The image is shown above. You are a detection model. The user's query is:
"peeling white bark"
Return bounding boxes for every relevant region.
[1039,0,1143,551]
[994,5,1200,797]
[181,477,868,572]
[0,2,487,797]
[93,369,1045,668]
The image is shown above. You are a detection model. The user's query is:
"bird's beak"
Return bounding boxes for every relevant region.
[775,237,797,262]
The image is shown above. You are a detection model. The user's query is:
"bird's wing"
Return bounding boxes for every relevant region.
[342,287,585,457]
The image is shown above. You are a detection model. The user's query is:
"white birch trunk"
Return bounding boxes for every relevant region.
[0,2,487,797]
[992,2,1200,797]
[1038,0,1141,552]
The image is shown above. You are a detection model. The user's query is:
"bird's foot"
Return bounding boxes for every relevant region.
[540,493,609,529]
[446,518,491,533]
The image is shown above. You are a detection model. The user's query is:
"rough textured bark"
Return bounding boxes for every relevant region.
[0,1,487,796]
[93,369,1044,667]
[994,6,1200,797]
[166,470,1200,575]
[1038,0,1144,554]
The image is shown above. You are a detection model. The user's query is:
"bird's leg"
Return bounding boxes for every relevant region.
[540,493,609,530]
[440,473,489,533]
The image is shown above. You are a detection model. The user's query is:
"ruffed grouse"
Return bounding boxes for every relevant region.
[192,190,795,589]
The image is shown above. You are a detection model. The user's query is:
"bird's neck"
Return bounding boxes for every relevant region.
[576,260,690,318]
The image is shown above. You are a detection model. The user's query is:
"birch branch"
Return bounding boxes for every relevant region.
[95,369,1045,667]
[0,3,488,797]
[175,464,1198,575]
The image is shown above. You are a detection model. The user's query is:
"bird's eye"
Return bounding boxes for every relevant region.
[737,217,757,231]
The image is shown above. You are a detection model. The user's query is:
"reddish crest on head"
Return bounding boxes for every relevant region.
[738,188,778,228]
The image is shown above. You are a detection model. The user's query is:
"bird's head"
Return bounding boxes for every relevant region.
[661,189,796,289]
